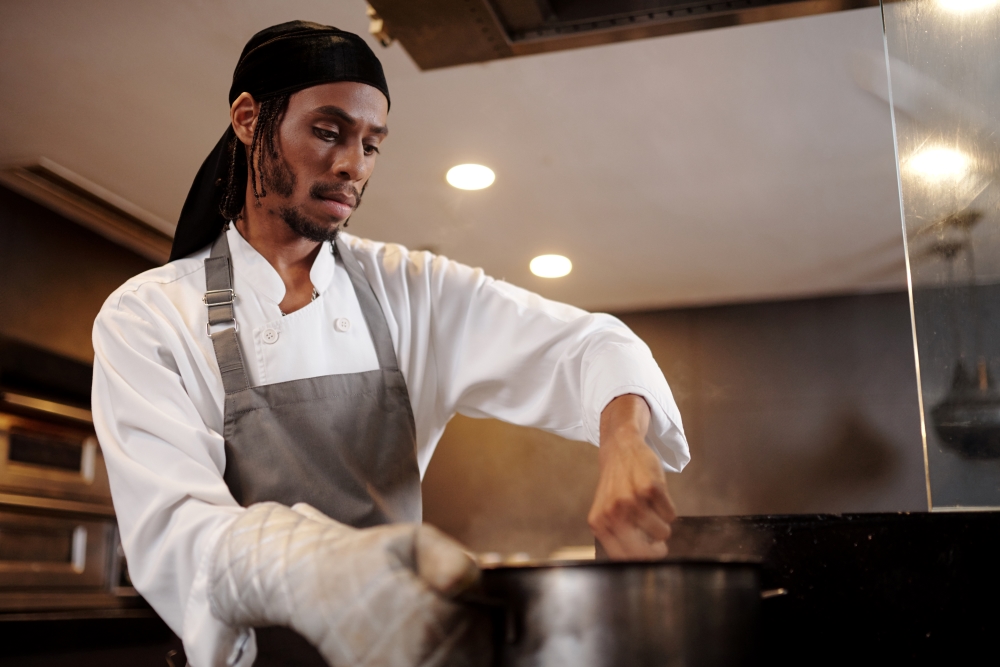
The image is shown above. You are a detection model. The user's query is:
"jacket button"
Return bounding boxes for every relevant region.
[334,318,351,332]
[262,328,279,344]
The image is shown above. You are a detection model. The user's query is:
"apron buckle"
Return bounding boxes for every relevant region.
[206,319,239,337]
[203,288,235,306]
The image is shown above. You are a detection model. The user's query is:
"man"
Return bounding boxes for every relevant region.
[92,20,688,667]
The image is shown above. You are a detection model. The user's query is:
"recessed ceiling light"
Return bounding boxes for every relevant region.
[446,164,495,190]
[938,0,997,11]
[530,254,572,278]
[907,147,971,181]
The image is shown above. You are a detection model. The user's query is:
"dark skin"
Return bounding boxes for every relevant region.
[229,82,677,559]
[230,83,387,314]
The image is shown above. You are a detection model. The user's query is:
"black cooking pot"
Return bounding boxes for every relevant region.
[470,557,762,667]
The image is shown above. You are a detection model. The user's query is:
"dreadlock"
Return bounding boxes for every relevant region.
[220,93,291,220]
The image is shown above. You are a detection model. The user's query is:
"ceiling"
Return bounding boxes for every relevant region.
[0,0,905,312]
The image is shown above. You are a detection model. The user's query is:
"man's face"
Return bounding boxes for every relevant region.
[259,82,388,239]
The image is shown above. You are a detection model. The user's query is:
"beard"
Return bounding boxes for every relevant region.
[278,204,343,243]
[261,150,364,244]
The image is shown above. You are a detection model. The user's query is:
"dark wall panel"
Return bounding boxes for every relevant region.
[626,292,926,517]
[0,186,154,362]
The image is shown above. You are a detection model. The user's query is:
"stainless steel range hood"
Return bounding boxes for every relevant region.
[367,0,879,70]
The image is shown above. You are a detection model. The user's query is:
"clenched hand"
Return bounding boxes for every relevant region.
[588,394,677,559]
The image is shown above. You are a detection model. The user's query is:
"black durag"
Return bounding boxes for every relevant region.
[169,21,390,261]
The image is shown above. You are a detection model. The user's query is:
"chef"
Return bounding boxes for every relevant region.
[91,20,689,667]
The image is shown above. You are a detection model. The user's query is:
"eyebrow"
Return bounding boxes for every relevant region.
[313,105,389,137]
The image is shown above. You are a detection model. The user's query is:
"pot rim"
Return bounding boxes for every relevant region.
[480,555,762,572]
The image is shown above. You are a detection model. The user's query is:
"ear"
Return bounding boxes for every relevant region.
[230,92,258,146]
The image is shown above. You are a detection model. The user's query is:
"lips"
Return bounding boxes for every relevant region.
[317,194,355,219]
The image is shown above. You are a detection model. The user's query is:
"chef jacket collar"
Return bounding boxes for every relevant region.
[226,225,336,306]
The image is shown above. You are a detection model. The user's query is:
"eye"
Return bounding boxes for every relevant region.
[313,127,338,142]
[363,144,381,156]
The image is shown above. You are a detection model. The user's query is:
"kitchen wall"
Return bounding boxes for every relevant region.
[0,186,154,363]
[1,184,927,560]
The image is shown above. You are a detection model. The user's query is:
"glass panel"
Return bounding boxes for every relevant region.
[882,0,1000,509]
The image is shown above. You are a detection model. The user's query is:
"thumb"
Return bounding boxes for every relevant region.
[414,525,480,598]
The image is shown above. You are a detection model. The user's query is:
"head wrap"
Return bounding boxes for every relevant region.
[169,21,389,261]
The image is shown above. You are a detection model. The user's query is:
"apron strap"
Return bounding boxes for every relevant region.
[335,236,400,372]
[205,230,250,394]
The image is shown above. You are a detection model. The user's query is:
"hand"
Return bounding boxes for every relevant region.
[588,395,677,560]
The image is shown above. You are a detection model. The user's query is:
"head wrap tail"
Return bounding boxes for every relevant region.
[171,128,235,262]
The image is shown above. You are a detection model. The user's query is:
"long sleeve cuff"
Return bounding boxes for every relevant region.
[582,341,689,472]
[182,516,256,667]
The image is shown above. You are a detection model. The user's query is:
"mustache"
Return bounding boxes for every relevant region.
[309,181,363,209]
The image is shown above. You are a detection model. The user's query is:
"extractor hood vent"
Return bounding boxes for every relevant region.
[367,0,879,70]
[0,158,173,264]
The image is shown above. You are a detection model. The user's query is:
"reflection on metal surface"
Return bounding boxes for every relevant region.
[70,526,87,573]
[883,0,1000,507]
[1,393,93,423]
[81,438,96,483]
[0,512,108,592]
[0,492,115,517]
[366,4,394,47]
[480,560,761,666]
[0,412,113,512]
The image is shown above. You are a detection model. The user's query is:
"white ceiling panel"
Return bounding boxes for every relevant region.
[0,1,904,311]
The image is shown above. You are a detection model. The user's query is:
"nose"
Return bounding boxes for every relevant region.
[330,139,370,183]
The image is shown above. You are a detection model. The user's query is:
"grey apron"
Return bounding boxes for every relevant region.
[204,229,422,665]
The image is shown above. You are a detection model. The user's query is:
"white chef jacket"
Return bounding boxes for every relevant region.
[91,225,688,666]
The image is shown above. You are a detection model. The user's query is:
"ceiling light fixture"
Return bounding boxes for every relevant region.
[938,0,998,12]
[530,254,572,278]
[446,164,495,190]
[907,147,971,181]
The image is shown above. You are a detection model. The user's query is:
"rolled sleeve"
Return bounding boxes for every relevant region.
[582,341,689,472]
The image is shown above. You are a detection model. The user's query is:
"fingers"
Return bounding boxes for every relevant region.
[633,503,673,543]
[589,474,677,560]
[589,432,680,561]
[619,527,668,560]
[647,485,678,524]
[590,496,673,560]
[596,525,668,561]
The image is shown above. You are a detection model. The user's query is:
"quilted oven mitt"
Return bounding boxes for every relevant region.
[208,502,486,667]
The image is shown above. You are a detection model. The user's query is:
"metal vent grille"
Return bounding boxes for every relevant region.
[369,0,880,70]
